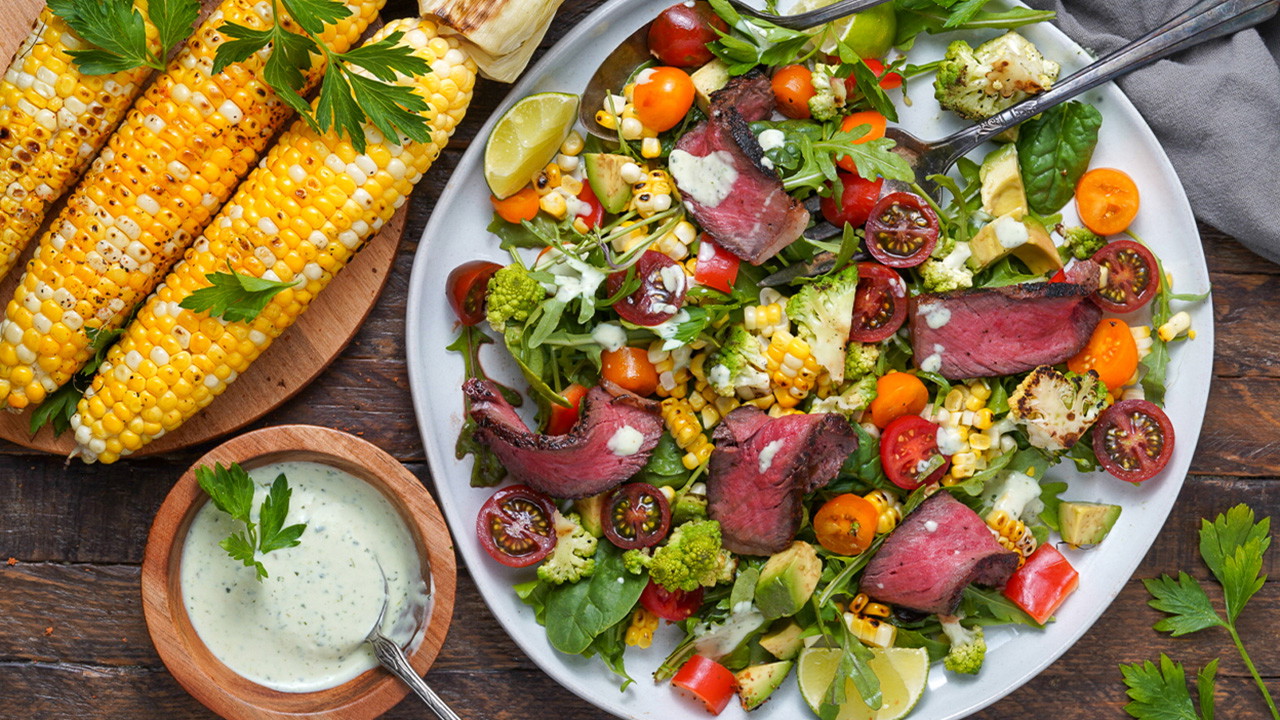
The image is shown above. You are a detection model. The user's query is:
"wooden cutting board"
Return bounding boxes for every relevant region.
[0,1,407,458]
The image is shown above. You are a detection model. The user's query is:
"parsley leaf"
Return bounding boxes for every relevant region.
[28,321,132,437]
[1199,504,1270,623]
[196,462,307,580]
[1143,572,1223,636]
[1120,655,1200,720]
[180,264,300,323]
[50,0,199,74]
[1197,659,1219,720]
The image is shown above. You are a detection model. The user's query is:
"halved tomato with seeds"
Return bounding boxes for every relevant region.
[475,485,558,567]
[603,482,671,549]
[850,262,907,343]
[1092,399,1175,483]
[864,192,939,268]
[1092,240,1159,314]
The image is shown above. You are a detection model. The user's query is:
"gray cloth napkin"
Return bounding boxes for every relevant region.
[1023,0,1280,264]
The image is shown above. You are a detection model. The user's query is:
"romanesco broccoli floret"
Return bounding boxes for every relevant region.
[706,326,770,398]
[808,64,844,122]
[934,32,1061,121]
[940,616,987,675]
[845,342,880,380]
[622,547,653,575]
[486,264,545,332]
[672,482,709,525]
[650,519,734,592]
[920,240,975,293]
[536,511,598,585]
[787,263,858,383]
[809,374,877,419]
[1058,225,1106,261]
[1008,366,1110,452]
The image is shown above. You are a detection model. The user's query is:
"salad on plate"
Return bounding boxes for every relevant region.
[443,1,1206,717]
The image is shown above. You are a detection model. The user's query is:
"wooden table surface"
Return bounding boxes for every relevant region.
[3,0,1279,718]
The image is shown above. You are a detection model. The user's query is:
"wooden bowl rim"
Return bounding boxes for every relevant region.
[142,425,456,720]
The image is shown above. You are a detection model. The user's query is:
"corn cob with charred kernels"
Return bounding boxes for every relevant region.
[0,0,382,410]
[0,4,160,278]
[765,330,820,409]
[660,397,713,469]
[987,510,1037,566]
[69,18,475,463]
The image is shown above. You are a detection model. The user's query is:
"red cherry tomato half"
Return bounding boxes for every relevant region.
[603,482,672,549]
[607,250,688,326]
[672,655,736,715]
[693,237,740,294]
[446,260,502,326]
[859,57,904,89]
[640,580,705,622]
[864,192,940,268]
[850,262,907,343]
[545,383,589,435]
[820,172,884,229]
[577,182,605,229]
[475,485,558,567]
[1002,544,1079,625]
[647,1,728,68]
[1092,399,1175,483]
[1091,239,1160,314]
[880,414,950,490]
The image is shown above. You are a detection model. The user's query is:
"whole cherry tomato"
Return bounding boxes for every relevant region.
[647,1,728,68]
[771,65,815,119]
[821,172,883,228]
[633,67,695,132]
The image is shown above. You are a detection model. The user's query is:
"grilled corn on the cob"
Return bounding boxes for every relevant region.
[0,4,160,278]
[0,0,382,409]
[71,18,477,462]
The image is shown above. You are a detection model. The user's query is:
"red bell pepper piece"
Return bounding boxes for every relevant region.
[694,237,740,294]
[672,654,736,714]
[1002,544,1079,624]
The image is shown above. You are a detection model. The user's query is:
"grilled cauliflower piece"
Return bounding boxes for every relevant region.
[1008,366,1110,451]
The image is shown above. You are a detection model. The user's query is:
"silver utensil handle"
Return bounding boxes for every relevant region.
[727,0,894,30]
[369,634,462,720]
[943,0,1278,159]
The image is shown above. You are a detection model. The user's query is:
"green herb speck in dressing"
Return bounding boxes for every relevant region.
[180,461,429,692]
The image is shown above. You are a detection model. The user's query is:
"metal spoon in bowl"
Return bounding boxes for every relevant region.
[799,0,1279,242]
[364,564,460,720]
[581,0,896,139]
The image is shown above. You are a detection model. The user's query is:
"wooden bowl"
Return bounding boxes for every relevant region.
[142,425,456,720]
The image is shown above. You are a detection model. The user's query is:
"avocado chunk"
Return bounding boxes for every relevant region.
[759,619,807,661]
[735,660,794,711]
[967,215,1064,276]
[979,143,1028,219]
[754,541,822,620]
[583,153,633,214]
[1059,501,1122,548]
[572,492,607,537]
[691,59,731,113]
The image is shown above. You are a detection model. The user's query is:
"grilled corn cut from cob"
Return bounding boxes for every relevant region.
[0,0,382,410]
[0,3,160,278]
[71,18,478,463]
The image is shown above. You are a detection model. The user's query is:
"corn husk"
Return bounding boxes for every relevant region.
[419,0,563,81]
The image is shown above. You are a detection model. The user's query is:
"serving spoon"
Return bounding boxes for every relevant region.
[364,564,461,720]
[580,0,896,139]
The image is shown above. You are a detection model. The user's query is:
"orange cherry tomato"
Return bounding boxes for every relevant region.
[601,346,659,396]
[633,67,695,132]
[1067,318,1139,391]
[545,383,589,435]
[771,64,815,119]
[1075,168,1140,236]
[837,110,888,173]
[813,493,879,556]
[490,186,540,224]
[869,371,929,429]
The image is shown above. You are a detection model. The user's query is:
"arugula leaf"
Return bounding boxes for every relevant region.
[446,326,519,487]
[1016,102,1103,215]
[706,0,815,75]
[1120,655,1200,720]
[1143,572,1224,636]
[180,265,300,323]
[893,0,1055,50]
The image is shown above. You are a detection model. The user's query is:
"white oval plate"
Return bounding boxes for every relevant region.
[406,2,1215,718]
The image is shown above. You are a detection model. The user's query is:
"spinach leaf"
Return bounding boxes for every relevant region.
[635,433,690,488]
[583,619,636,689]
[544,543,647,654]
[1016,102,1102,215]
[960,585,1043,627]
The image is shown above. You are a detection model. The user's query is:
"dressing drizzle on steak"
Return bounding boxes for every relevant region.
[463,379,663,499]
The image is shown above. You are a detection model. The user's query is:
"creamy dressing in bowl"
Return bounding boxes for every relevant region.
[180,461,429,693]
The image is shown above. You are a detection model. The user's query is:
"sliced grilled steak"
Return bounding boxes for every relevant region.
[671,74,809,266]
[463,379,663,499]
[910,265,1103,379]
[708,407,858,555]
[861,491,1018,615]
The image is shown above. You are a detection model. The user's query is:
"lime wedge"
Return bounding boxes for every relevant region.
[484,92,579,199]
[797,647,929,720]
[787,0,897,58]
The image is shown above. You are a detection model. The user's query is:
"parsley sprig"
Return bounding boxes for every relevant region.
[30,316,134,437]
[196,462,307,580]
[1121,504,1278,720]
[212,0,432,152]
[48,0,200,74]
[180,263,300,323]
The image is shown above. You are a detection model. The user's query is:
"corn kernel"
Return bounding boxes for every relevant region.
[561,130,585,155]
[539,192,567,219]
[572,217,590,234]
[621,117,644,140]
[969,432,992,450]
[964,394,985,412]
[641,137,662,158]
[968,381,991,400]
[595,110,617,129]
